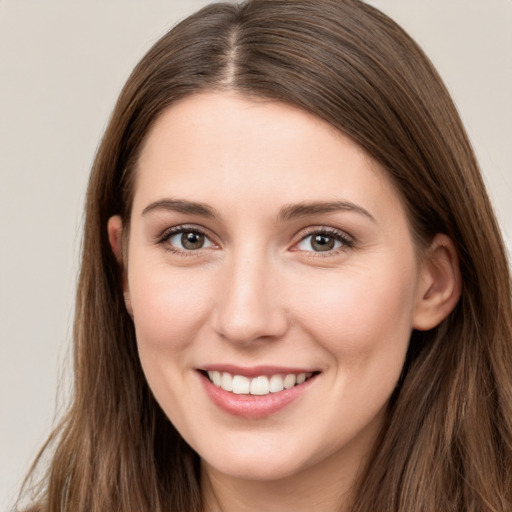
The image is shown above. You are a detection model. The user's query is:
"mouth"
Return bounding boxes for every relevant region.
[198,367,320,419]
[200,369,319,396]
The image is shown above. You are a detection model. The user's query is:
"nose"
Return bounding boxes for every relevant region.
[212,249,289,346]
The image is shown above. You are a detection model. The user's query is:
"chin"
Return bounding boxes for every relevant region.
[198,438,321,483]
[204,456,306,482]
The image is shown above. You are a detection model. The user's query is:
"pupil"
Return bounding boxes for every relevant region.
[182,232,204,250]
[312,234,334,251]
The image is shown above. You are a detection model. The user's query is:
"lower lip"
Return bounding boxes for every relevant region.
[199,372,317,419]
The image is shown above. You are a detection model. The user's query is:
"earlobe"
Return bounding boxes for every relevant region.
[412,234,462,331]
[107,215,133,317]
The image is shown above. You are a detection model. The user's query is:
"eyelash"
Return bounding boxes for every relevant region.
[157,225,216,256]
[156,225,355,256]
[292,227,355,256]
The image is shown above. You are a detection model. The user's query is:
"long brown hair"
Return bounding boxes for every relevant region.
[19,1,512,511]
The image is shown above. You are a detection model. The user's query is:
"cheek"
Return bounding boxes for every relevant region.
[126,262,217,431]
[127,262,214,354]
[293,257,417,363]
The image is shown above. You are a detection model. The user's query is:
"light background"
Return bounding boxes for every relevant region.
[1,1,510,509]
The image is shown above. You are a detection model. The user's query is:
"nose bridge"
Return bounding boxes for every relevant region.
[214,242,287,345]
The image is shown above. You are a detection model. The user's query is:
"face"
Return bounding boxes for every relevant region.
[114,92,429,485]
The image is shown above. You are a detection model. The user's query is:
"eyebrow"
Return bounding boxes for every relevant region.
[142,199,217,218]
[141,198,375,223]
[278,200,376,223]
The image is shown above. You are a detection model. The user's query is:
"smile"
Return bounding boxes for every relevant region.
[206,370,315,395]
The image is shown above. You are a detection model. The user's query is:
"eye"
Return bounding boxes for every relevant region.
[295,229,354,253]
[162,227,215,252]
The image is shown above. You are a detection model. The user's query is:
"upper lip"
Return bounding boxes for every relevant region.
[199,364,318,378]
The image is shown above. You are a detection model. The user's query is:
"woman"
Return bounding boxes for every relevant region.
[19,0,512,511]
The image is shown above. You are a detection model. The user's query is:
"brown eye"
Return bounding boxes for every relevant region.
[296,229,353,253]
[181,231,205,250]
[310,234,335,251]
[164,228,214,252]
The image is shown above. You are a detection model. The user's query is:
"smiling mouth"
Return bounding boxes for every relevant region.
[202,370,317,396]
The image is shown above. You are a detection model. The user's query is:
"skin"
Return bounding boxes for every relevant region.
[108,92,461,512]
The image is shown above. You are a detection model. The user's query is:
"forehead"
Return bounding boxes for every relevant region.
[132,92,403,224]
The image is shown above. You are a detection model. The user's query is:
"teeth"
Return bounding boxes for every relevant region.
[296,372,306,385]
[269,374,284,393]
[211,370,221,387]
[207,371,314,395]
[221,372,233,391]
[250,376,269,395]
[283,374,296,389]
[232,375,250,394]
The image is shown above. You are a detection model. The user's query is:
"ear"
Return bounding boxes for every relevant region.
[413,234,462,331]
[107,215,133,317]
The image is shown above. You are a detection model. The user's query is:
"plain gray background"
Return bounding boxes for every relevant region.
[1,1,511,509]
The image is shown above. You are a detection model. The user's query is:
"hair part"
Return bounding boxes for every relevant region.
[19,1,512,511]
